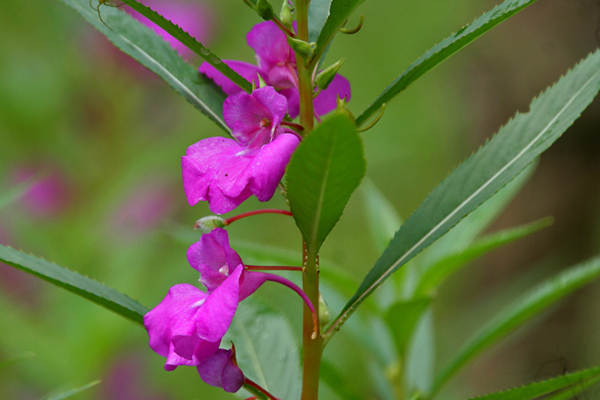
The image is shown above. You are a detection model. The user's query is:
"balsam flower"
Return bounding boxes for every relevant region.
[182,86,299,214]
[199,21,351,118]
[197,348,245,393]
[144,266,243,371]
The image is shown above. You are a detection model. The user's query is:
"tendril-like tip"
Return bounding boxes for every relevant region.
[358,103,386,132]
[340,14,364,35]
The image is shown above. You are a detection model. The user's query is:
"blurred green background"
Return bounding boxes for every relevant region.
[1,0,600,398]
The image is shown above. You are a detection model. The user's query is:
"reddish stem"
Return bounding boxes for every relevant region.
[244,378,279,400]
[223,209,293,225]
[262,273,318,339]
[245,265,303,272]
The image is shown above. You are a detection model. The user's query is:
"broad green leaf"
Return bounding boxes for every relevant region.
[286,114,366,252]
[309,0,333,43]
[386,298,431,358]
[356,0,540,127]
[224,300,301,400]
[467,366,600,400]
[321,360,365,400]
[0,244,148,325]
[361,178,402,254]
[312,0,364,66]
[43,380,101,400]
[415,217,553,296]
[0,352,35,369]
[59,0,231,132]
[433,254,600,394]
[328,49,600,337]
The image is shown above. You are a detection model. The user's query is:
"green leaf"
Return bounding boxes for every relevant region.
[224,300,301,400]
[59,0,231,132]
[312,0,364,67]
[43,380,101,400]
[356,0,540,127]
[386,298,431,358]
[321,360,365,400]
[543,375,600,400]
[361,178,402,254]
[467,366,600,400]
[433,254,600,394]
[328,49,600,337]
[309,0,333,43]
[286,114,366,252]
[0,244,148,325]
[415,217,553,296]
[405,310,435,395]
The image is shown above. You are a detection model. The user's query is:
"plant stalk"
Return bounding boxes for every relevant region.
[300,241,323,400]
[295,0,314,134]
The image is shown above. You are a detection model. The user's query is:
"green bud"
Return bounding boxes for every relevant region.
[194,216,225,232]
[318,293,330,330]
[279,0,293,28]
[335,96,356,124]
[315,58,345,90]
[287,37,316,59]
[256,0,274,20]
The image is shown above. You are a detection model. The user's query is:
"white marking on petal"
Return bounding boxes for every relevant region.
[219,265,230,276]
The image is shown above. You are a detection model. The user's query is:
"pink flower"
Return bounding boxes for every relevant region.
[197,349,245,393]
[182,87,299,214]
[199,21,351,118]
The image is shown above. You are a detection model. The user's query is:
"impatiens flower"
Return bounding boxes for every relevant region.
[144,266,243,371]
[197,348,245,393]
[199,20,351,118]
[182,86,299,214]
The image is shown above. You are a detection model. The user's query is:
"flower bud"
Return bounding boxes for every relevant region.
[194,215,225,232]
[315,58,345,91]
[287,37,316,58]
[279,0,293,28]
[318,293,330,330]
[256,0,274,20]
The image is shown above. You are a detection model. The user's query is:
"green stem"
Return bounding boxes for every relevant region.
[116,0,252,93]
[295,0,314,134]
[301,241,323,400]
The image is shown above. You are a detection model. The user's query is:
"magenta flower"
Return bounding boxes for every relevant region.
[199,21,351,118]
[182,87,299,214]
[144,266,243,371]
[197,348,245,393]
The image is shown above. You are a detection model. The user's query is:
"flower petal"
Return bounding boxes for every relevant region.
[247,21,293,70]
[313,74,351,117]
[197,349,245,393]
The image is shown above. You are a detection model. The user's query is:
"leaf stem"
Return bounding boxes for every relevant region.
[223,209,293,225]
[244,378,278,400]
[295,0,314,134]
[244,265,303,271]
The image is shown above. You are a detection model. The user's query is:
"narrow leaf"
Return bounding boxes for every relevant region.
[59,0,231,132]
[434,254,600,394]
[543,375,600,400]
[312,0,364,66]
[309,0,333,43]
[415,217,553,296]
[361,178,402,254]
[0,244,148,325]
[43,380,101,400]
[467,366,600,400]
[356,0,540,127]
[329,49,600,337]
[224,300,301,400]
[321,360,365,400]
[286,114,366,252]
[386,298,431,358]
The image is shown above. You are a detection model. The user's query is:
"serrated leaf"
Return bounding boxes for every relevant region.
[433,254,600,395]
[43,380,101,400]
[0,244,148,325]
[224,300,301,400]
[543,375,600,400]
[58,0,231,132]
[328,49,600,338]
[467,366,600,400]
[356,0,540,127]
[312,0,364,66]
[286,114,366,252]
[415,217,553,296]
